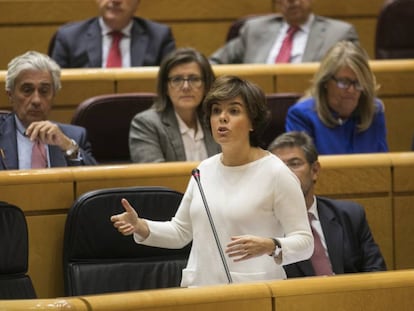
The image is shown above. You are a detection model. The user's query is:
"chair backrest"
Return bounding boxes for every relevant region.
[0,201,36,299]
[260,93,302,149]
[63,186,190,296]
[71,92,156,164]
[375,0,414,59]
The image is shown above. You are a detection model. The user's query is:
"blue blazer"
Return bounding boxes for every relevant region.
[50,17,175,68]
[285,97,389,154]
[0,113,97,170]
[284,197,387,277]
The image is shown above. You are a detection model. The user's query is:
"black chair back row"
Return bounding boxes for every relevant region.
[63,186,190,296]
[0,202,36,299]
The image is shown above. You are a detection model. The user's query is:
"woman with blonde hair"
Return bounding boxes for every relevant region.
[285,41,388,154]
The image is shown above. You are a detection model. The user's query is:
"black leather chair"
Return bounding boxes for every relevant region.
[375,0,414,59]
[63,186,190,296]
[0,201,36,299]
[261,93,301,149]
[71,92,156,164]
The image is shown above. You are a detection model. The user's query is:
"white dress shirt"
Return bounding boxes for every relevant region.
[266,14,315,64]
[99,18,133,68]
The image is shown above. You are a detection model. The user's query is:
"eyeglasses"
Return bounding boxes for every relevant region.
[167,76,204,89]
[331,76,364,91]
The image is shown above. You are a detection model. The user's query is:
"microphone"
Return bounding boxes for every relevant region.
[191,168,233,284]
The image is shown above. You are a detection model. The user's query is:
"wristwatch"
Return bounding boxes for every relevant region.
[269,238,282,258]
[65,139,79,158]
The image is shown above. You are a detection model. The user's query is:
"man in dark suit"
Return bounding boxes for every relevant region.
[0,51,97,170]
[268,131,386,277]
[50,0,175,68]
[210,0,359,64]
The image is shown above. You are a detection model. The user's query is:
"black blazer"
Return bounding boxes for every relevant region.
[284,196,387,277]
[50,17,175,68]
[0,113,97,170]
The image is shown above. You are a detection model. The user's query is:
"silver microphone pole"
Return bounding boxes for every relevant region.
[192,168,233,284]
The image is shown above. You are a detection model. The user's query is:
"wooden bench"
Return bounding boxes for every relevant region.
[2,60,414,151]
[0,152,413,298]
[0,0,385,69]
[2,270,414,310]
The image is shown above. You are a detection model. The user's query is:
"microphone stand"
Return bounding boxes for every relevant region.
[192,168,233,284]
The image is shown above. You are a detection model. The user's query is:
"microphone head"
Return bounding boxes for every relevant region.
[191,168,200,178]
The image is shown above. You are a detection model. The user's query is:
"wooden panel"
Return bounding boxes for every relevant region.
[269,270,414,311]
[73,162,195,198]
[49,108,77,125]
[313,0,384,16]
[82,282,272,311]
[140,0,273,20]
[0,26,55,69]
[27,214,67,298]
[316,153,392,196]
[0,173,74,212]
[394,196,414,270]
[171,22,233,56]
[391,152,414,192]
[382,98,414,151]
[0,298,88,310]
[0,1,97,24]
[391,153,414,270]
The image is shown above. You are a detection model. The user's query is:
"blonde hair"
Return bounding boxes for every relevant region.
[307,41,380,131]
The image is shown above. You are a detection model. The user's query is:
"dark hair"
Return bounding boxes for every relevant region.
[203,75,270,147]
[268,131,318,164]
[154,47,215,112]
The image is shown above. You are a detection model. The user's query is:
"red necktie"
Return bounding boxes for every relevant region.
[31,140,47,168]
[106,31,123,68]
[275,26,299,63]
[308,213,333,276]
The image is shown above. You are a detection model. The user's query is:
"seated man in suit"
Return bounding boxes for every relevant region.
[268,131,386,276]
[0,51,97,170]
[50,0,176,68]
[210,0,359,64]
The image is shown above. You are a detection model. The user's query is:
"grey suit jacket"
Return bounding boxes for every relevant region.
[50,17,175,68]
[0,113,97,170]
[210,14,359,64]
[129,107,221,163]
[283,197,386,277]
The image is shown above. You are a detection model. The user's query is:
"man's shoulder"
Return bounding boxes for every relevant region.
[56,17,98,35]
[131,16,171,32]
[243,13,284,27]
[313,15,354,29]
[317,196,365,215]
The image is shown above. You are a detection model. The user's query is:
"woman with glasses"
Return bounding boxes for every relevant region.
[285,41,388,154]
[129,47,220,162]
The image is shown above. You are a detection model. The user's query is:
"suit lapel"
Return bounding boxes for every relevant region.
[0,114,19,170]
[253,16,284,63]
[86,20,103,68]
[130,19,147,67]
[161,108,186,160]
[317,198,344,274]
[303,16,326,62]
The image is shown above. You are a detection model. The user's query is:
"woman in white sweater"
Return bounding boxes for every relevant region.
[111,75,313,287]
